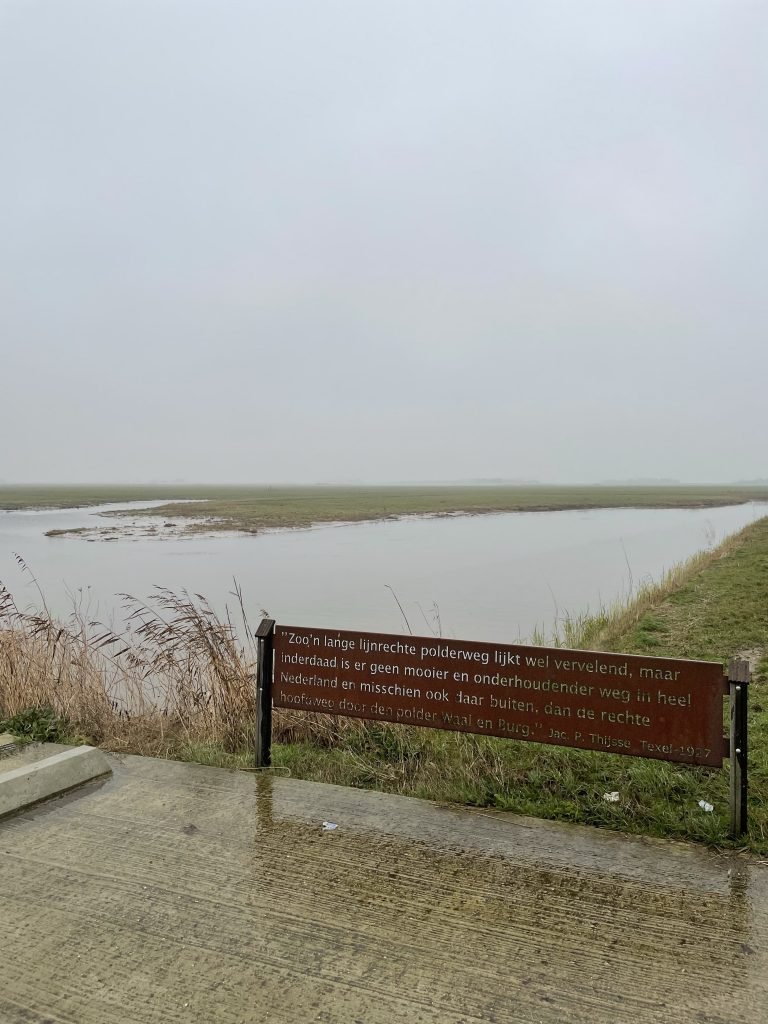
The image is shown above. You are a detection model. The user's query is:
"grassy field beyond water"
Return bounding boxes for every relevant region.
[3,482,768,531]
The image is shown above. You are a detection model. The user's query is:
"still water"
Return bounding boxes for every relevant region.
[0,501,765,643]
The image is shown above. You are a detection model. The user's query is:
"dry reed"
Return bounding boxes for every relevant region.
[0,560,338,755]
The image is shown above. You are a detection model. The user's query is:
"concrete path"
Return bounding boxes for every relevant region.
[1,754,766,1023]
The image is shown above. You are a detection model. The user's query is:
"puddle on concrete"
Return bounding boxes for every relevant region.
[259,773,766,1021]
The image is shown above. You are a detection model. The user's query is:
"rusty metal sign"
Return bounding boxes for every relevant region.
[272,625,726,766]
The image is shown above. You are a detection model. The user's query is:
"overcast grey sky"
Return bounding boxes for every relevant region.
[1,1,766,484]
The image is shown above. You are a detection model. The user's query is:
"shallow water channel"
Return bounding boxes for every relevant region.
[1,500,765,643]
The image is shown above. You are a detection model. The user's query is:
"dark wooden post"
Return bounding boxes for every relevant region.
[255,619,275,768]
[728,657,750,838]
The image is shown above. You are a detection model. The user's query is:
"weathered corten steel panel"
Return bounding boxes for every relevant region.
[273,626,726,766]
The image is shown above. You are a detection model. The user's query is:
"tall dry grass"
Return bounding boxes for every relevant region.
[0,562,353,756]
[0,561,264,753]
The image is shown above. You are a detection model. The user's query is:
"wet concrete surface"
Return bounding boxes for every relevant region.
[0,754,766,1023]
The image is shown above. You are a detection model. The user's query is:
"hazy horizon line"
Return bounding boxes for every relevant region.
[2,479,768,489]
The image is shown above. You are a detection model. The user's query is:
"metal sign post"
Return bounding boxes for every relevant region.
[728,657,750,838]
[255,618,275,768]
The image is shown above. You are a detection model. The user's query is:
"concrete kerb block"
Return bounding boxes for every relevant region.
[0,746,112,819]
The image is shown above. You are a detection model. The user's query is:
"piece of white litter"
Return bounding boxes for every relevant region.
[322,821,338,831]
[698,800,714,813]
[603,792,620,803]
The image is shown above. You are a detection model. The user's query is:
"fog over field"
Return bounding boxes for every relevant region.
[1,1,766,484]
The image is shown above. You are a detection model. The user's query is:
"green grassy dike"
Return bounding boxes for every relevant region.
[179,517,768,853]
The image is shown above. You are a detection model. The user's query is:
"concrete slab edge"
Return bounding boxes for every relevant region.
[0,746,112,819]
